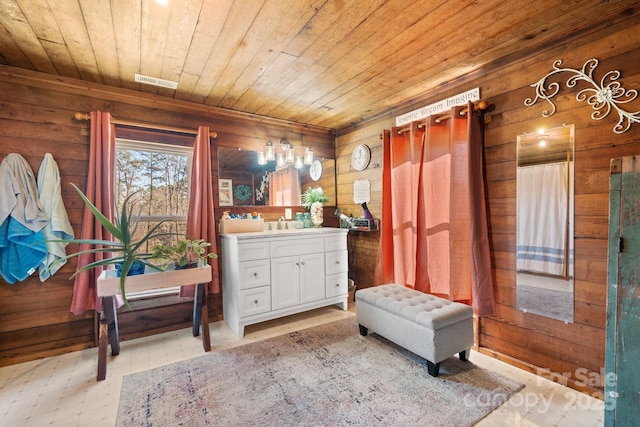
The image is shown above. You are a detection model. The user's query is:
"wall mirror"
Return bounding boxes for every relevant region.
[516,124,575,323]
[218,147,336,207]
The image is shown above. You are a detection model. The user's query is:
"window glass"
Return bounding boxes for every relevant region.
[115,139,192,299]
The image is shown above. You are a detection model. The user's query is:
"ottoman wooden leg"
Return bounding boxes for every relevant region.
[358,324,368,336]
[427,360,440,377]
[459,348,470,361]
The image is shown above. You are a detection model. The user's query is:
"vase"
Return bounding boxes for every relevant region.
[310,202,324,227]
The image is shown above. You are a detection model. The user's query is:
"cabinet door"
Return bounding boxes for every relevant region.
[299,253,325,304]
[271,256,300,310]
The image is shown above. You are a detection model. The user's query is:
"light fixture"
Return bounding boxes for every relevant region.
[285,148,294,163]
[279,138,292,151]
[258,137,315,168]
[257,151,267,165]
[265,141,275,161]
[304,148,314,165]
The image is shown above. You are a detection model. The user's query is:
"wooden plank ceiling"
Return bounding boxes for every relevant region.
[0,0,636,131]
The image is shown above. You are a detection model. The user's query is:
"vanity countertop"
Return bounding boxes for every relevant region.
[221,227,348,240]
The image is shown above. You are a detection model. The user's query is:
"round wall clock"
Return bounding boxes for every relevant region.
[351,144,371,171]
[309,159,323,181]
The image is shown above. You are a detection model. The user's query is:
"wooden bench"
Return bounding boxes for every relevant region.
[356,284,473,377]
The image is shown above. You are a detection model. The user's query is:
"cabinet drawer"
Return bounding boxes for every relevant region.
[325,250,348,275]
[239,286,271,317]
[325,272,348,298]
[325,236,347,252]
[238,260,270,290]
[238,241,270,261]
[271,238,323,258]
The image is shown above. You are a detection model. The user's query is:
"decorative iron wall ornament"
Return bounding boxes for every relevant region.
[525,58,640,134]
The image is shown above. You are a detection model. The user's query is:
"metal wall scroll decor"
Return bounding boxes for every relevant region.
[525,58,640,134]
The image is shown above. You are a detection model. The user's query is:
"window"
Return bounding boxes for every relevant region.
[115,138,193,299]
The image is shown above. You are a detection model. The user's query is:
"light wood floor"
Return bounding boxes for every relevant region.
[0,304,604,426]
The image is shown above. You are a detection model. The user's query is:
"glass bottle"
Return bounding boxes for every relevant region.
[303,212,312,228]
[295,212,304,229]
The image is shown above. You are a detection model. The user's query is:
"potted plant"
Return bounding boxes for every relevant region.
[151,238,218,269]
[301,186,329,227]
[53,183,176,304]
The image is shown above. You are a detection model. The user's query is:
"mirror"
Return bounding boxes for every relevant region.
[218,147,336,207]
[516,124,574,323]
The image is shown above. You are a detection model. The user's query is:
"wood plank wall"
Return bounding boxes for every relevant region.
[336,14,640,394]
[0,67,335,366]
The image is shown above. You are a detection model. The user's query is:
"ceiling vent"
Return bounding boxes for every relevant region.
[134,73,178,89]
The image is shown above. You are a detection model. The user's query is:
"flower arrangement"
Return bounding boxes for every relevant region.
[301,187,328,227]
[301,186,329,209]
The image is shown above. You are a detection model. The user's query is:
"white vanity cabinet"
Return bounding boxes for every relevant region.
[221,228,349,337]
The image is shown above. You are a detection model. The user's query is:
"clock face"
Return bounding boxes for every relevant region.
[310,159,323,181]
[351,144,371,171]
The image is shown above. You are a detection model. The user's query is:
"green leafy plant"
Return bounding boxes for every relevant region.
[54,183,176,304]
[152,239,217,269]
[301,186,329,209]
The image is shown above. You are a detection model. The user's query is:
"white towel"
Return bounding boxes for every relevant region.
[0,153,47,231]
[37,153,74,281]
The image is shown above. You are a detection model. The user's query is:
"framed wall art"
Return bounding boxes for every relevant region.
[218,179,233,206]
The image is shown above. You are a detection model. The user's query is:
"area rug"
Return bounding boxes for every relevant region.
[117,318,523,426]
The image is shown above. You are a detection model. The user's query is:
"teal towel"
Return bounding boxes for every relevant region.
[0,217,48,284]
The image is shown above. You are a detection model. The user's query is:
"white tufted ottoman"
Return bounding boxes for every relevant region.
[356,284,474,377]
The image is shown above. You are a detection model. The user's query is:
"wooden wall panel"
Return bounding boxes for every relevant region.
[0,66,335,367]
[336,15,640,394]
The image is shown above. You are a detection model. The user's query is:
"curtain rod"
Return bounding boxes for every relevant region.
[73,112,218,139]
[393,100,488,135]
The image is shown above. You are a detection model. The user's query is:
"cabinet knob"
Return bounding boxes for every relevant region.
[335,260,340,264]
[296,262,300,266]
[252,272,258,277]
[335,283,340,287]
[300,261,306,266]
[254,299,259,304]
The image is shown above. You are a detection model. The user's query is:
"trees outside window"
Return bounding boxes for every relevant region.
[115,139,193,298]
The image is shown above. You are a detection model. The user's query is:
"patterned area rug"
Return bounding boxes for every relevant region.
[117,318,523,426]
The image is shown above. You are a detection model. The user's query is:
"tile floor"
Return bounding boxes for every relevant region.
[0,306,604,426]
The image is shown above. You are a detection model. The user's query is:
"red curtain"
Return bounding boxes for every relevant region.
[70,111,115,315]
[374,102,495,316]
[183,126,219,295]
[374,130,393,284]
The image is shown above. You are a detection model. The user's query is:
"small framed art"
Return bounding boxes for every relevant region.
[219,179,233,206]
